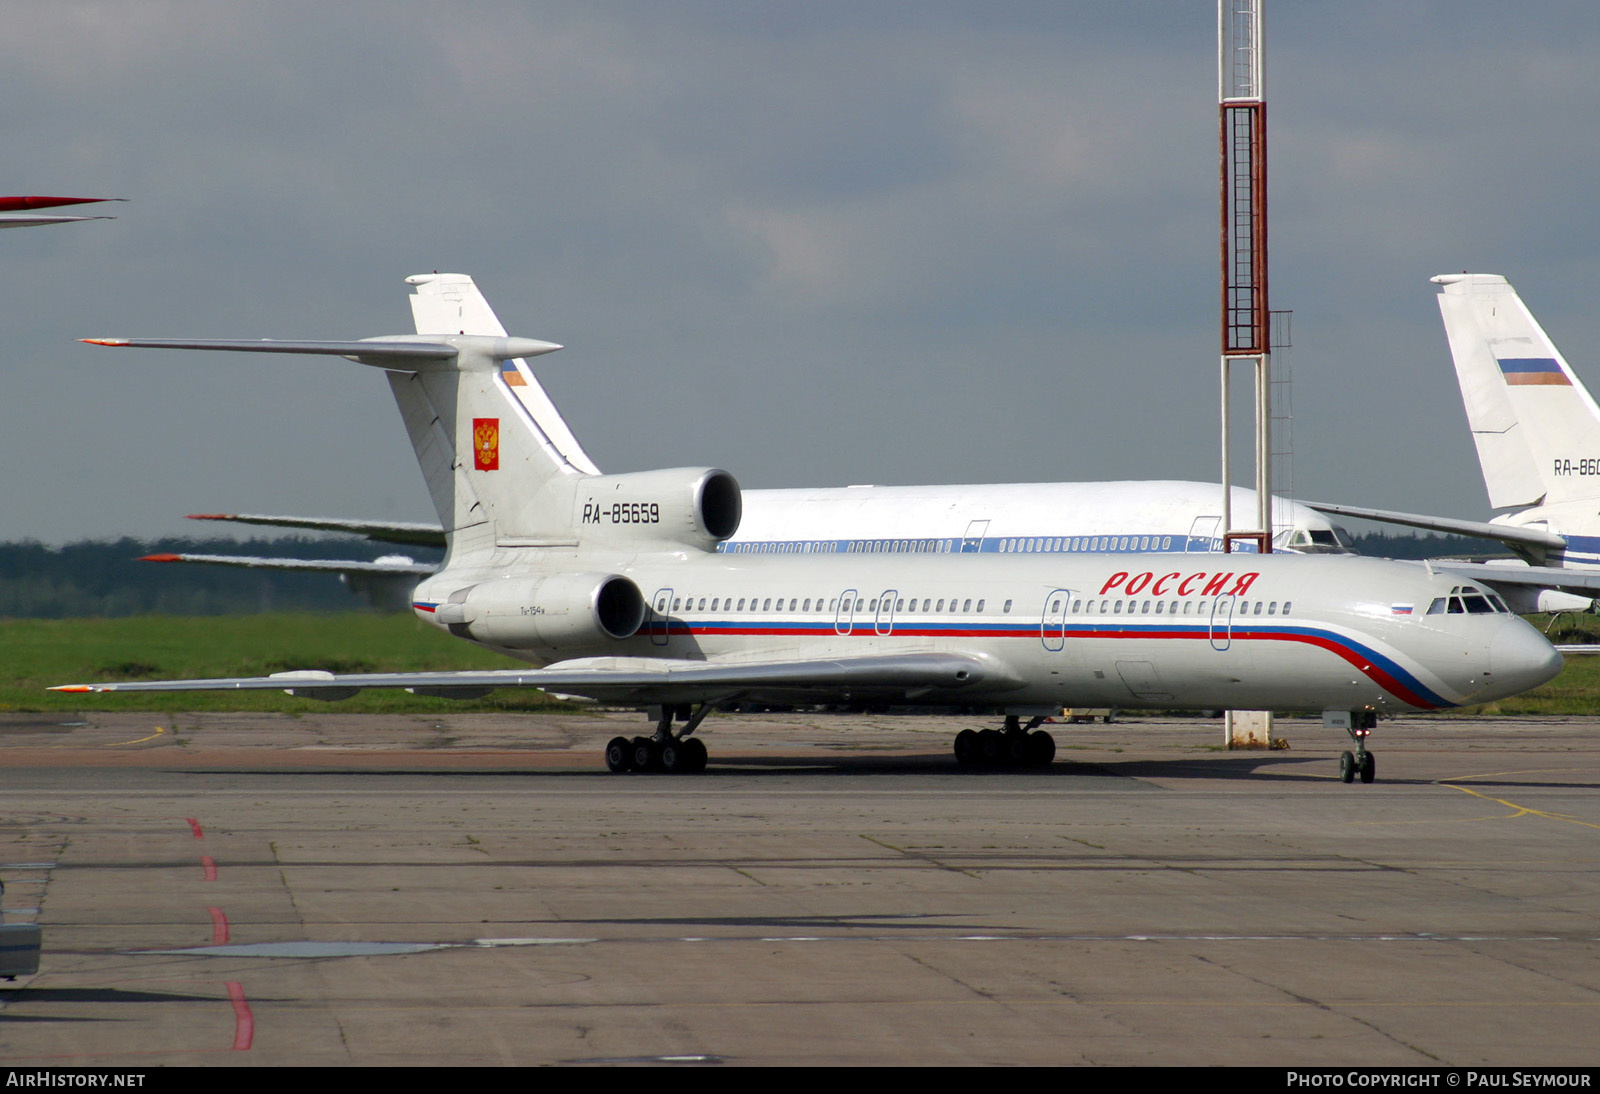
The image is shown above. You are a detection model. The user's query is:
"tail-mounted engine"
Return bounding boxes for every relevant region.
[435,572,647,652]
[575,467,741,552]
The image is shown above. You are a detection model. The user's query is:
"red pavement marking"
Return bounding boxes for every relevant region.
[208,907,229,944]
[226,982,253,1050]
[201,855,217,881]
[186,818,204,839]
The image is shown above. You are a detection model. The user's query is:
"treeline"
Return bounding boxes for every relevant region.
[0,531,1497,619]
[1345,530,1502,560]
[0,537,442,618]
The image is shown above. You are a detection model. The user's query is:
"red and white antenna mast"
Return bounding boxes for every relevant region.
[1219,0,1270,554]
[1219,0,1277,751]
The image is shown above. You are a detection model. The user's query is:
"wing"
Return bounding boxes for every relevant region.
[185,513,447,549]
[141,552,439,576]
[1430,561,1600,597]
[140,551,435,612]
[0,214,115,229]
[1306,501,1564,563]
[53,652,1022,706]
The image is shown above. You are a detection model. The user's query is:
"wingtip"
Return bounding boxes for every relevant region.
[48,685,95,693]
[140,553,183,563]
[81,338,128,347]
[185,514,234,521]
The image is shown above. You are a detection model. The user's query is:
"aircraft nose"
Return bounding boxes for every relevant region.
[1486,622,1563,700]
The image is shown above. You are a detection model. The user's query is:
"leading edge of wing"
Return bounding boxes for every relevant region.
[52,651,1021,704]
[1304,501,1566,551]
[186,513,447,548]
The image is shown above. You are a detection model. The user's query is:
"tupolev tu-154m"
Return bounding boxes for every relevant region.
[55,274,1564,784]
[139,274,1354,612]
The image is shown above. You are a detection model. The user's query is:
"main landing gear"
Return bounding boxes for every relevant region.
[1336,710,1378,785]
[606,703,710,774]
[953,715,1056,769]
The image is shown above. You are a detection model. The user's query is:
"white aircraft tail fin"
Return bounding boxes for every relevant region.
[391,274,603,549]
[1434,273,1600,509]
[406,273,600,486]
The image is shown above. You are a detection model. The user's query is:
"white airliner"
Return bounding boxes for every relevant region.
[1313,274,1600,608]
[144,275,1352,606]
[57,274,1562,784]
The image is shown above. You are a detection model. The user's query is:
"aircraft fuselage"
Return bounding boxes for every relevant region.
[413,552,1559,715]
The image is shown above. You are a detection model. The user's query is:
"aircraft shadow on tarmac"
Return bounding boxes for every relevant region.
[180,752,1595,788]
[554,912,998,932]
[187,750,1346,781]
[0,987,225,1007]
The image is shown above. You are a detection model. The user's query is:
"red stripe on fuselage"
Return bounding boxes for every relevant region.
[653,621,1442,710]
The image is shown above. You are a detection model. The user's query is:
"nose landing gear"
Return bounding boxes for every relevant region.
[1331,710,1377,784]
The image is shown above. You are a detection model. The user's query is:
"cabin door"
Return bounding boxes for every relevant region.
[1186,516,1221,553]
[1209,593,1236,651]
[1040,588,1071,652]
[961,520,989,554]
[649,587,675,646]
[834,588,859,635]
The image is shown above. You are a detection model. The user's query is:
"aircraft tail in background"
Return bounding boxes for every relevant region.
[1433,273,1600,510]
[1310,274,1600,605]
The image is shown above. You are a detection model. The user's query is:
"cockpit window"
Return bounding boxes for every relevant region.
[1432,585,1507,616]
[1286,525,1355,555]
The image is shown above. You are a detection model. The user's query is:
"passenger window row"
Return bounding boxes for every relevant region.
[651,594,1291,618]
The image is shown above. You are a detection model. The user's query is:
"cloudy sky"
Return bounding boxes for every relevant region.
[3,1,1598,543]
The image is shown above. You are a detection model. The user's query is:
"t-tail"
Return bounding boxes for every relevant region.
[82,274,743,561]
[1434,273,1600,511]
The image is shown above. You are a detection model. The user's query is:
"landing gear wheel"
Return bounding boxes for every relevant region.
[683,737,708,773]
[630,737,658,773]
[659,740,684,773]
[953,729,978,766]
[1358,751,1375,784]
[1339,751,1355,784]
[1006,733,1032,765]
[605,736,632,773]
[1029,731,1056,767]
[978,729,1003,764]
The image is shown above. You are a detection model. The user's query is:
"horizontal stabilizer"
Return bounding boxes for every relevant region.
[80,335,561,369]
[54,651,1019,706]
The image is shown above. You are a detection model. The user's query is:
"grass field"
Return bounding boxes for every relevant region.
[2,612,1595,717]
[0,613,573,713]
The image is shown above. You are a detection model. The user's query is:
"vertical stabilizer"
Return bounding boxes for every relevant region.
[406,274,601,479]
[1433,273,1600,509]
[380,332,584,547]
